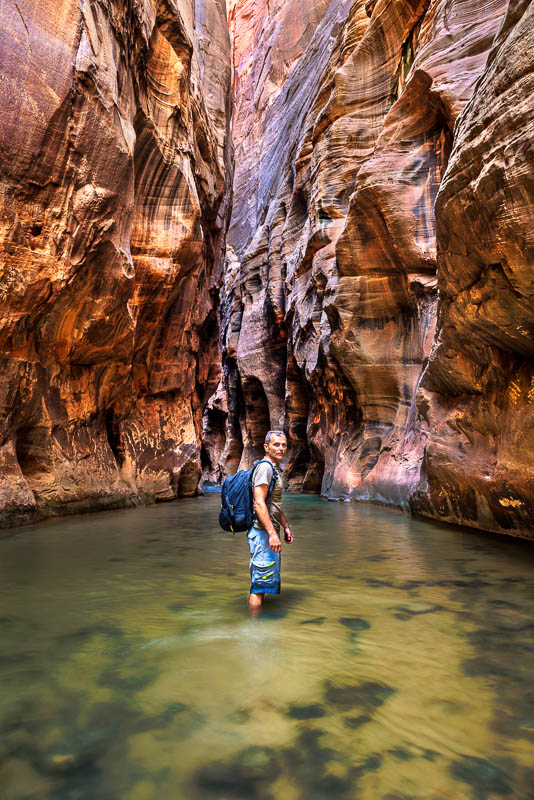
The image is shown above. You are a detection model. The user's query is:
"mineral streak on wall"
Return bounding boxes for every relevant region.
[210,0,534,538]
[0,0,232,525]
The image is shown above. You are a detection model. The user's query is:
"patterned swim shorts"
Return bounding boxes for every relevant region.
[247,526,281,595]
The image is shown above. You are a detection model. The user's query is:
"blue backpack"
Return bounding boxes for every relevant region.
[219,459,278,533]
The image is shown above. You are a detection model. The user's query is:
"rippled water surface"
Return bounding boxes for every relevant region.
[3,495,534,799]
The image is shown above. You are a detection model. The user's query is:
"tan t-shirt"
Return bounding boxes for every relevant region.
[252,460,283,534]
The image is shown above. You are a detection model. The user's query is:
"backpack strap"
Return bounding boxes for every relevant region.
[252,459,278,501]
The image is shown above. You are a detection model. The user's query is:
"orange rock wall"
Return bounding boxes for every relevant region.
[0,0,231,524]
[2,0,533,539]
[411,0,534,536]
[216,0,534,537]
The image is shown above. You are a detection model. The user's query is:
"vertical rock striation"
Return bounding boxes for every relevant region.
[0,0,231,525]
[216,0,534,538]
[330,0,507,507]
[411,0,534,536]
[2,0,533,539]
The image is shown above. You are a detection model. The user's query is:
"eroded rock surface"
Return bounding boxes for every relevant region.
[0,0,231,524]
[214,0,534,537]
[411,0,534,536]
[2,0,533,539]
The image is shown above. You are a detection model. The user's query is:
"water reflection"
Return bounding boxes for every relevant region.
[2,496,534,798]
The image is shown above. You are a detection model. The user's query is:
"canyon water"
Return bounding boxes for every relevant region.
[2,495,534,800]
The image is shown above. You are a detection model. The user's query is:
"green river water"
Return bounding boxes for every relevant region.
[2,494,534,799]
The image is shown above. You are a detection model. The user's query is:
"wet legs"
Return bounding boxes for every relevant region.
[248,592,264,609]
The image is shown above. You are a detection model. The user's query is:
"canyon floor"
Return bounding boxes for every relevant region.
[3,495,534,799]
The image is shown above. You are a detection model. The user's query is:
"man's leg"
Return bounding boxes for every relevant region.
[248,527,263,607]
[248,591,264,607]
[247,527,280,608]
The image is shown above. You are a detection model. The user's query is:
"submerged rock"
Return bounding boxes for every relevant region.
[390,602,444,620]
[338,617,371,631]
[194,745,279,797]
[450,755,513,799]
[287,703,326,720]
[324,680,395,712]
[343,714,371,729]
[32,727,116,777]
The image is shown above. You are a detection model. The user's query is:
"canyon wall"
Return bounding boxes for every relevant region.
[212,0,534,538]
[411,0,534,536]
[2,0,533,538]
[0,0,231,525]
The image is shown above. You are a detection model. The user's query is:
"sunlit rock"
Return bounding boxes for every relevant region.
[0,0,231,524]
[218,0,534,541]
[410,0,534,536]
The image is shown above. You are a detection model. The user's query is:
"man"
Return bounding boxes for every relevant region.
[248,430,294,609]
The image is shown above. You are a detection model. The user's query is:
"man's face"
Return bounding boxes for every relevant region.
[265,435,287,464]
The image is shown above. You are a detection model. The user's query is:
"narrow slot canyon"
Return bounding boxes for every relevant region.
[3,4,534,798]
[1,0,534,538]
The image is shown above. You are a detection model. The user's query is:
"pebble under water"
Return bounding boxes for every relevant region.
[2,495,534,799]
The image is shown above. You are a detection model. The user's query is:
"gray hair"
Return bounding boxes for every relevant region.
[265,430,287,445]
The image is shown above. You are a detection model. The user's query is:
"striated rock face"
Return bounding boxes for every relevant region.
[2,0,533,540]
[215,0,534,538]
[329,0,507,507]
[411,0,534,536]
[0,0,231,525]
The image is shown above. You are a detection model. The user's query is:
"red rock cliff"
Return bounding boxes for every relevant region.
[212,0,534,538]
[411,0,534,536]
[0,0,231,525]
[2,0,533,539]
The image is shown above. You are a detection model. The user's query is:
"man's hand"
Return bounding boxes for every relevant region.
[269,533,282,553]
[283,525,294,544]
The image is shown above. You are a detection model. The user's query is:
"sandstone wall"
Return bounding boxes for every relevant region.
[411,0,534,536]
[2,0,533,539]
[0,0,231,525]
[215,0,534,537]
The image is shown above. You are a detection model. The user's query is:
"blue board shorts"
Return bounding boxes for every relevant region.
[248,526,281,594]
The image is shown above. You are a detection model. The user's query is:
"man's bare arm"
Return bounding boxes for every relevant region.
[253,484,281,553]
[280,509,294,543]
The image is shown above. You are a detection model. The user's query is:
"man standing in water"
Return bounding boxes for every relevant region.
[248,430,294,609]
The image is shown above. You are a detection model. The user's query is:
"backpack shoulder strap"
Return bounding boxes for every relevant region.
[252,459,278,500]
